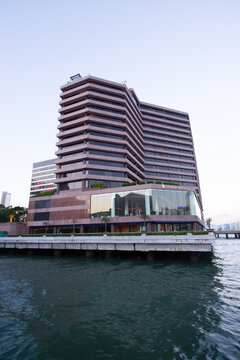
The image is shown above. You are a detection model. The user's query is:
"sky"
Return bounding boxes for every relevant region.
[0,0,239,225]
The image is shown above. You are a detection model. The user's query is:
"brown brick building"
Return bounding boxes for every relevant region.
[28,74,203,233]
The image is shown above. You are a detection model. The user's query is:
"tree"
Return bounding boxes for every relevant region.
[206,218,212,229]
[141,213,149,232]
[0,206,28,223]
[101,216,110,233]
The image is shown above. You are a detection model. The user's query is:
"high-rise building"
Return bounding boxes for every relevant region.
[30,159,57,197]
[1,191,11,207]
[28,74,203,233]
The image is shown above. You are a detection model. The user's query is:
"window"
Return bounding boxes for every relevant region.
[88,159,124,167]
[88,169,124,177]
[89,149,124,158]
[35,200,51,209]
[89,140,124,149]
[34,212,49,221]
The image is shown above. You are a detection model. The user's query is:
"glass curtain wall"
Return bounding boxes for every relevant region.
[91,189,201,218]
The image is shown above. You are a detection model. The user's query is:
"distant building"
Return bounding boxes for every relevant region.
[30,159,57,197]
[0,191,11,207]
[223,224,230,231]
[229,222,240,231]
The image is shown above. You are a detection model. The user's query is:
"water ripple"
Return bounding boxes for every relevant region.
[0,240,240,359]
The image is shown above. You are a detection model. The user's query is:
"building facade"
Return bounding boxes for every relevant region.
[1,191,11,207]
[30,159,57,197]
[28,74,203,233]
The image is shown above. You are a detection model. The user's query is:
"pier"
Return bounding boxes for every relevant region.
[215,231,240,239]
[0,233,214,260]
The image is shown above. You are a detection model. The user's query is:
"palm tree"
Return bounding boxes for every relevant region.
[101,216,110,233]
[206,217,212,229]
[141,213,149,232]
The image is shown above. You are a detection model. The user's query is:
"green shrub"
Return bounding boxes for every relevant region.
[147,180,154,184]
[91,182,103,188]
[31,189,56,197]
[163,182,180,186]
[131,182,137,186]
[155,181,161,184]
[122,182,130,187]
[138,181,146,185]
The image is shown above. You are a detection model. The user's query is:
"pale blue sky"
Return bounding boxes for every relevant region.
[0,0,239,225]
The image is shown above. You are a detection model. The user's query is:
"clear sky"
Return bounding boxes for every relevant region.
[0,0,239,225]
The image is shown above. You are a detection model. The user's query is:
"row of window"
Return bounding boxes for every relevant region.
[60,171,83,178]
[88,169,125,177]
[89,140,124,149]
[32,174,56,182]
[140,105,188,119]
[90,105,124,115]
[145,171,196,180]
[58,180,124,191]
[141,109,189,123]
[143,122,190,134]
[144,157,194,166]
[143,131,191,143]
[59,181,83,191]
[90,122,123,132]
[143,118,190,131]
[89,131,124,140]
[88,159,125,167]
[145,164,195,173]
[145,146,193,155]
[90,96,123,108]
[89,149,124,158]
[32,165,56,174]
[145,152,193,160]
[143,137,192,149]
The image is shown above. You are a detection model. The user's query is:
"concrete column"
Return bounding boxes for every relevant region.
[80,225,84,233]
[111,195,115,217]
[124,198,128,216]
[105,250,112,258]
[53,226,57,234]
[85,250,94,258]
[146,222,152,232]
[54,250,62,257]
[226,233,228,239]
[145,193,150,216]
[190,252,200,262]
[147,251,154,261]
[110,224,115,233]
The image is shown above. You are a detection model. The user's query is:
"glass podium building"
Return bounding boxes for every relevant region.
[91,188,201,219]
[28,74,204,233]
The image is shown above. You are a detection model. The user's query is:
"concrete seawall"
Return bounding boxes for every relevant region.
[0,234,214,255]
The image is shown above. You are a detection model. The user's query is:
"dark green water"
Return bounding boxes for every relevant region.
[0,239,239,360]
